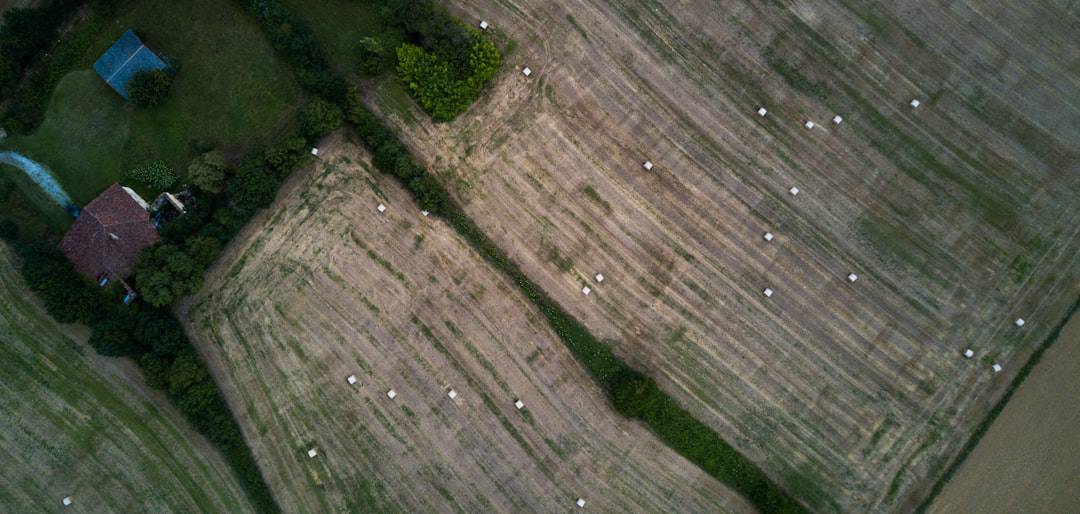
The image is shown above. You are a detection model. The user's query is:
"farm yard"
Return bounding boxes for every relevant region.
[183,138,756,513]
[0,0,301,206]
[0,244,253,513]
[350,0,1080,511]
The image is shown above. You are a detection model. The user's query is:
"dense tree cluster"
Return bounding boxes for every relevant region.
[299,98,343,139]
[0,1,84,94]
[186,150,228,193]
[126,69,175,108]
[382,0,501,121]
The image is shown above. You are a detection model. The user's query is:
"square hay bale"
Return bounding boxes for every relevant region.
[757,107,768,117]
[479,20,489,30]
[310,147,319,156]
[804,121,815,129]
[963,349,974,358]
[643,161,654,171]
[582,286,591,295]
[833,115,843,124]
[1015,318,1025,327]
[577,498,587,508]
[377,203,386,213]
[62,497,73,507]
[308,447,318,458]
[847,273,858,282]
[514,399,525,410]
[386,389,397,400]
[448,389,458,400]
[421,210,429,217]
[595,273,604,283]
[522,67,532,77]
[346,375,358,385]
[763,232,774,242]
[992,363,1003,373]
[763,287,773,298]
[910,99,921,108]
[789,186,800,196]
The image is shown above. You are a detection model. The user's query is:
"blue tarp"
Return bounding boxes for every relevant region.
[93,30,168,99]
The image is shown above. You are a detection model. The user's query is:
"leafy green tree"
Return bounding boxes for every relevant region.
[187,150,228,193]
[356,36,393,77]
[88,311,145,357]
[395,30,501,122]
[126,69,174,108]
[611,371,664,419]
[263,136,308,177]
[127,160,177,189]
[299,98,343,139]
[185,235,222,266]
[138,353,172,390]
[133,244,205,307]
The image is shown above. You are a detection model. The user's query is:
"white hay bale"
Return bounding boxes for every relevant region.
[763,232,774,242]
[963,349,974,358]
[847,273,858,282]
[346,375,358,385]
[522,67,532,77]
[833,115,843,125]
[377,203,386,213]
[62,497,73,507]
[307,447,318,458]
[310,147,319,156]
[804,120,815,129]
[514,399,525,410]
[763,287,773,298]
[992,363,1003,373]
[582,286,591,295]
[595,273,604,283]
[448,389,458,400]
[421,210,429,217]
[789,186,800,196]
[757,107,768,117]
[576,498,587,508]
[910,99,921,108]
[1015,318,1025,327]
[643,161,653,171]
[386,389,397,400]
[479,20,489,30]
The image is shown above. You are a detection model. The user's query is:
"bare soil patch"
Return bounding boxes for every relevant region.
[363,0,1080,510]
[183,138,755,513]
[928,310,1080,513]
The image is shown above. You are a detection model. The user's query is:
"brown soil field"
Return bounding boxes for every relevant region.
[928,310,1080,513]
[0,245,253,513]
[358,0,1080,511]
[182,137,756,513]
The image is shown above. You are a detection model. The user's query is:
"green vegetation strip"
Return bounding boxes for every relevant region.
[915,296,1080,513]
[234,1,806,510]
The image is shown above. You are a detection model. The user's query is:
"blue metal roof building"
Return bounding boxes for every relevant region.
[93,30,168,99]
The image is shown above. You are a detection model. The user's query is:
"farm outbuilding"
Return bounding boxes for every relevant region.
[59,184,159,282]
[93,30,168,99]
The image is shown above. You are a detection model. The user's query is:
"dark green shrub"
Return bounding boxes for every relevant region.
[0,219,19,240]
[299,98,343,139]
[357,36,393,77]
[126,69,175,108]
[127,159,177,189]
[132,244,205,307]
[187,151,228,193]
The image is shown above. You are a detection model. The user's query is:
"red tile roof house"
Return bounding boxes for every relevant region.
[60,184,159,297]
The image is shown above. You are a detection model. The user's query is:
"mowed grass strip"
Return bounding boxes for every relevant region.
[0,245,253,513]
[0,0,302,204]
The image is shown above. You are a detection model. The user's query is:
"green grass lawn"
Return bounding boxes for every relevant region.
[0,0,302,206]
[281,0,405,79]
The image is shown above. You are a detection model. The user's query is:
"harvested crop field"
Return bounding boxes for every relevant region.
[928,309,1080,514]
[0,245,253,513]
[183,138,755,514]
[360,0,1080,511]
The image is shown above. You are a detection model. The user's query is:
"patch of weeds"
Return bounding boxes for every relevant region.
[566,14,589,40]
[546,245,574,273]
[413,233,425,250]
[582,185,612,213]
